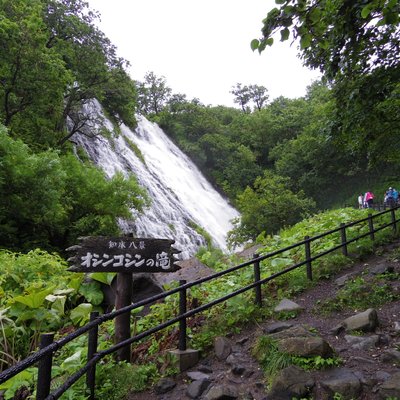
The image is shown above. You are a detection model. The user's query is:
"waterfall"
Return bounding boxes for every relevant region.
[73,100,240,259]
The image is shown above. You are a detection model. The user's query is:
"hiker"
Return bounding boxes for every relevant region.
[364,191,374,208]
[358,194,364,209]
[393,188,399,205]
[385,187,395,208]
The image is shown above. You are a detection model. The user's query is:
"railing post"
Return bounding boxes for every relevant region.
[340,223,348,256]
[391,208,397,232]
[368,213,375,240]
[304,236,313,280]
[115,272,132,362]
[253,253,262,307]
[178,280,187,351]
[36,333,54,400]
[86,311,99,400]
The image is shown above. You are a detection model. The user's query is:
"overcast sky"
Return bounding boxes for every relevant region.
[87,0,321,108]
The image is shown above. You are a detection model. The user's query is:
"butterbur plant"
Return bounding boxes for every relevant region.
[0,307,18,370]
[0,249,108,369]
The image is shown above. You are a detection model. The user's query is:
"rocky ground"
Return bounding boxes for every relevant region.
[127,241,400,400]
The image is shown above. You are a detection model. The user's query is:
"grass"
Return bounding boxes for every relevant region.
[315,272,400,315]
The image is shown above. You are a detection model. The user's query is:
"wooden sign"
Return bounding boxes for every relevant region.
[66,236,181,273]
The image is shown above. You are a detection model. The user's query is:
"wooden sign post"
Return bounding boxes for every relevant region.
[66,236,180,362]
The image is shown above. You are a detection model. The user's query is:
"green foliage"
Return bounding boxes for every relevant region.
[0,0,138,148]
[124,136,146,165]
[0,0,71,147]
[101,66,137,130]
[291,355,342,370]
[0,249,106,369]
[188,221,213,249]
[252,336,292,382]
[317,274,400,314]
[253,0,399,79]
[0,128,148,252]
[136,71,172,115]
[228,171,316,246]
[2,206,400,398]
[196,247,227,270]
[0,368,37,400]
[230,83,269,112]
[96,362,158,399]
[252,0,399,174]
[253,335,342,386]
[332,72,400,166]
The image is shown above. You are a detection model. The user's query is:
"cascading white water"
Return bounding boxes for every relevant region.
[73,100,240,259]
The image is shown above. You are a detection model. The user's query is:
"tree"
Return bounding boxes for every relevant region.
[251,0,399,80]
[230,83,251,112]
[0,125,148,252]
[0,0,70,147]
[101,66,137,129]
[0,0,138,148]
[331,70,400,164]
[136,72,172,115]
[199,133,261,199]
[250,0,400,164]
[231,83,269,112]
[248,84,269,111]
[43,0,137,144]
[227,171,315,246]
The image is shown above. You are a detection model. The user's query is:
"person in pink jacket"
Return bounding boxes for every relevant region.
[364,191,374,208]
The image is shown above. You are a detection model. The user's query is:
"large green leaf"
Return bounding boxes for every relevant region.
[280,28,290,41]
[61,350,84,371]
[271,257,293,269]
[45,294,66,315]
[89,272,116,286]
[13,286,54,309]
[79,282,104,306]
[70,303,93,326]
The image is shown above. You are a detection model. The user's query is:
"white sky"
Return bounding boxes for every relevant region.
[87,0,321,108]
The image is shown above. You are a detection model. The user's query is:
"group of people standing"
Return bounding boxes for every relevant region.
[358,191,375,208]
[357,187,399,209]
[383,187,399,207]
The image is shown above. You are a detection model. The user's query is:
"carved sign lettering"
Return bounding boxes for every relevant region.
[66,237,180,273]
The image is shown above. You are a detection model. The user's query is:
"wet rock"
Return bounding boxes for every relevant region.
[187,371,210,381]
[231,365,246,376]
[263,321,293,334]
[235,336,249,345]
[335,274,352,287]
[186,379,211,399]
[214,337,232,361]
[268,365,314,400]
[378,371,400,399]
[154,377,176,394]
[380,349,400,365]
[344,334,380,350]
[204,384,239,399]
[370,262,394,275]
[268,324,315,340]
[274,299,303,313]
[278,336,334,357]
[320,368,362,399]
[342,308,379,332]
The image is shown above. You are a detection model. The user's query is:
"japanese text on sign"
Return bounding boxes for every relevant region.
[80,251,171,270]
[66,236,180,273]
[108,240,146,250]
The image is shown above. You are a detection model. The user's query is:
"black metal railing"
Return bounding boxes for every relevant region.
[1,206,399,399]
